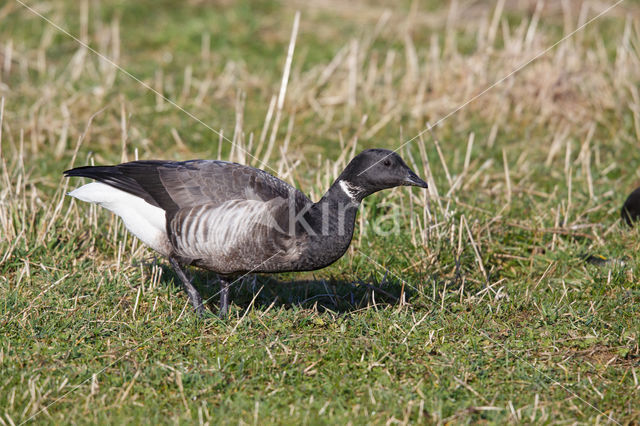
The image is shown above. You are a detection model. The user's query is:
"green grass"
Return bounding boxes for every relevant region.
[1,0,640,424]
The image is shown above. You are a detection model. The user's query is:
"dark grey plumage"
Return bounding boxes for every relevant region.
[64,149,428,317]
[621,187,640,227]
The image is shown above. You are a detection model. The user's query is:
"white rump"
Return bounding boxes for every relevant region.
[69,182,169,255]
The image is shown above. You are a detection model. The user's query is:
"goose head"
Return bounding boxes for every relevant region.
[336,149,428,202]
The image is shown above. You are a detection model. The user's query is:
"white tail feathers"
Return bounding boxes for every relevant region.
[69,182,170,255]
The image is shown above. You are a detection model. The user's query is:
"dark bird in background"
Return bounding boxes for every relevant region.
[621,187,640,227]
[64,149,428,317]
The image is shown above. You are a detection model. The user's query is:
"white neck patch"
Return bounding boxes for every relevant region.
[339,180,364,202]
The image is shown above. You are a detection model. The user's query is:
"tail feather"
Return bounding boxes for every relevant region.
[64,164,160,208]
[64,161,186,214]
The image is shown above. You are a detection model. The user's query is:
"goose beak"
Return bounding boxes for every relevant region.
[405,170,428,188]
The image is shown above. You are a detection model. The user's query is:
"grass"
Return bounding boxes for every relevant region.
[1,0,640,423]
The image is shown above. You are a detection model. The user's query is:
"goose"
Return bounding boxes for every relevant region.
[64,149,428,317]
[621,187,640,227]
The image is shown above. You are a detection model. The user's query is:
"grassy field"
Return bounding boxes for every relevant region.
[1,0,640,423]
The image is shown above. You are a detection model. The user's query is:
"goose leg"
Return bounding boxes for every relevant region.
[219,277,231,318]
[168,257,205,316]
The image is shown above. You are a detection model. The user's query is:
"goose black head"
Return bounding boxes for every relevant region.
[336,149,428,201]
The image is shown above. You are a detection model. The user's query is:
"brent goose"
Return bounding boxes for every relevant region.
[621,187,640,227]
[64,149,428,317]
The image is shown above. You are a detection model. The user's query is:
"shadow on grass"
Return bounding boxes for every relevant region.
[158,264,414,315]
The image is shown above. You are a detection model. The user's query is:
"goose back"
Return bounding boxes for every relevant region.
[66,160,310,216]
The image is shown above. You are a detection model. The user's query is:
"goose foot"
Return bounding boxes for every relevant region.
[219,277,230,318]
[169,257,206,316]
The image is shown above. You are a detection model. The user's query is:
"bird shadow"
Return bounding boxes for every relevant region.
[157,263,414,315]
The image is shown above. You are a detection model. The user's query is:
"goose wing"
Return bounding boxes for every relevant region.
[65,160,311,218]
[155,160,309,210]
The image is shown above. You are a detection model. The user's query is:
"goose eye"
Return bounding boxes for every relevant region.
[383,159,391,166]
